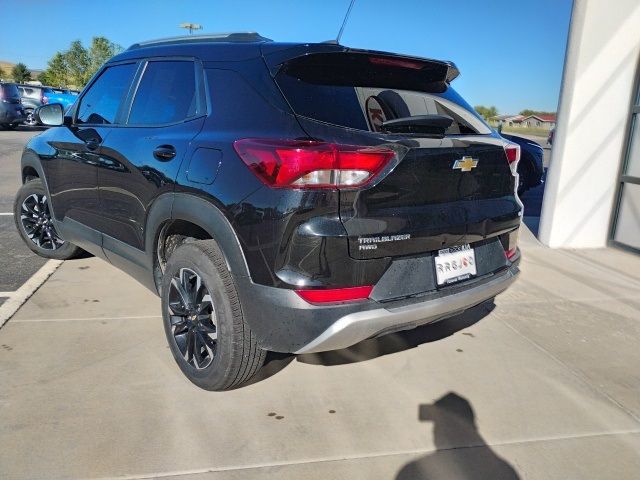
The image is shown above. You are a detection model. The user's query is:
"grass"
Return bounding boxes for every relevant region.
[498,126,551,138]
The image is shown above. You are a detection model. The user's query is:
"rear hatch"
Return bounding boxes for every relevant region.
[1,83,21,105]
[265,46,521,260]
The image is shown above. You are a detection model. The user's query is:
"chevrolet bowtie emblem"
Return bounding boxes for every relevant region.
[453,156,479,172]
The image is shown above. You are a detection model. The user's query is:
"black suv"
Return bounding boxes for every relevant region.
[0,82,26,129]
[15,33,521,390]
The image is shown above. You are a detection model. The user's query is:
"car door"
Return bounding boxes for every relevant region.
[96,58,206,253]
[41,62,138,250]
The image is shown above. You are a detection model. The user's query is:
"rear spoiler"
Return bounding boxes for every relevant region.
[261,43,460,87]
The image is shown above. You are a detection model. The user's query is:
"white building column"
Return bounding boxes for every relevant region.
[538,0,640,248]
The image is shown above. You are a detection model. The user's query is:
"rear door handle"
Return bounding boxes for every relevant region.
[153,145,177,161]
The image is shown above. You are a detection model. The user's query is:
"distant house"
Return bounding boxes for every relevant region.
[518,114,557,130]
[489,114,524,127]
[489,113,556,130]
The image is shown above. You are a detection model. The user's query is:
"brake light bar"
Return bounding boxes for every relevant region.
[233,139,395,189]
[296,286,373,304]
[368,56,424,70]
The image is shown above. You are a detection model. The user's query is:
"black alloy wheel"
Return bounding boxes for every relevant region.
[167,267,218,369]
[20,193,64,250]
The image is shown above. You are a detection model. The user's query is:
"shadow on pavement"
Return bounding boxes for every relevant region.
[12,126,48,132]
[244,300,494,386]
[396,392,521,480]
[298,300,494,367]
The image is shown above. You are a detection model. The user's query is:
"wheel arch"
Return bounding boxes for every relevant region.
[146,193,251,293]
[20,150,46,184]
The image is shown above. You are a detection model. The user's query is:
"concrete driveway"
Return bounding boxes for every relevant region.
[1,227,640,479]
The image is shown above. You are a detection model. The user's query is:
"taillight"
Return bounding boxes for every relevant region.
[296,285,373,304]
[504,143,520,175]
[502,229,519,260]
[233,139,395,189]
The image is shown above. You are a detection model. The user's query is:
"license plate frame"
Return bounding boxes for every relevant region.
[434,244,477,286]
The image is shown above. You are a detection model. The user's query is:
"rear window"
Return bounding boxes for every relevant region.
[275,53,489,135]
[19,86,39,98]
[1,84,20,99]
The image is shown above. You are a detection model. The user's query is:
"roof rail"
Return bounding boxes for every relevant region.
[127,32,272,50]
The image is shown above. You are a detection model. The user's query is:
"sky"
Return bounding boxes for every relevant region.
[0,0,573,114]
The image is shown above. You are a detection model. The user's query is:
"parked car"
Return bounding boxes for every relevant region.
[42,88,79,109]
[16,85,78,126]
[0,82,26,129]
[500,133,545,195]
[16,84,45,126]
[15,33,522,390]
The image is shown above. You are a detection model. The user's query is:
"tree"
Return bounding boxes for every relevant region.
[40,52,69,87]
[11,63,31,82]
[519,109,555,117]
[38,37,123,88]
[88,37,122,79]
[474,105,498,120]
[65,40,90,87]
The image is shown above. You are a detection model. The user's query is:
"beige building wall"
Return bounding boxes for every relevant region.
[539,0,640,248]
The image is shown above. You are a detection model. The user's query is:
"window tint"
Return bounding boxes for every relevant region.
[128,61,197,125]
[1,84,20,100]
[77,63,136,125]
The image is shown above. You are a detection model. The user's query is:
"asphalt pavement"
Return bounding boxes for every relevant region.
[0,127,49,304]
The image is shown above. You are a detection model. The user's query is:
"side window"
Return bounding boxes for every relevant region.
[128,60,197,125]
[76,63,136,125]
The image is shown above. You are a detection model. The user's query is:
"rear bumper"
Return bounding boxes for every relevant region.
[294,263,519,353]
[238,258,520,353]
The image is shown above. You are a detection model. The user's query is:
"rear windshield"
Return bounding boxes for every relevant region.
[275,53,490,135]
[1,84,20,99]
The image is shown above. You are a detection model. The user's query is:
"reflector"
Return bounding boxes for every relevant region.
[296,285,373,303]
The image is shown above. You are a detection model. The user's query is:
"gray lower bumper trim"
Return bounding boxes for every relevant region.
[294,266,519,354]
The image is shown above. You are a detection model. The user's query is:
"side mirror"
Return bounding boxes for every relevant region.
[36,103,64,126]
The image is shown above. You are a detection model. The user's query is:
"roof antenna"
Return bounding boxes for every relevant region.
[332,0,356,45]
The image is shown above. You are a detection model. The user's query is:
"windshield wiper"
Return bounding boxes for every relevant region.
[381,114,453,136]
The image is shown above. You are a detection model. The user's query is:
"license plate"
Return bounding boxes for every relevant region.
[434,244,476,285]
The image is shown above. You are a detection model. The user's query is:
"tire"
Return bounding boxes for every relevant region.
[13,178,83,260]
[161,239,266,391]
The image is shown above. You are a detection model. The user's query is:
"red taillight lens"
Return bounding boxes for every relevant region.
[503,229,519,260]
[504,143,520,174]
[296,286,373,304]
[233,139,395,189]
